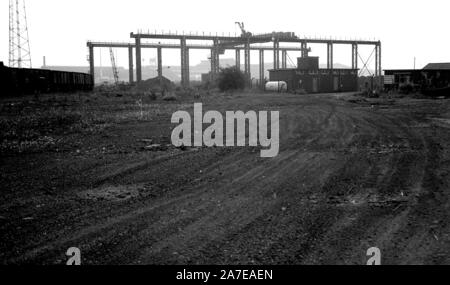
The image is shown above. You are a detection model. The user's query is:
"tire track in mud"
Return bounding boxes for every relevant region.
[297,107,450,264]
[4,94,450,264]
[10,99,342,263]
[9,149,308,264]
[67,100,376,264]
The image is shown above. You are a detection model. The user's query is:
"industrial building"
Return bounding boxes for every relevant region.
[384,63,450,95]
[268,56,358,93]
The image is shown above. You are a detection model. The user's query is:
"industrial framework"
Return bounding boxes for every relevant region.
[87,29,381,88]
[9,0,32,68]
[109,47,120,84]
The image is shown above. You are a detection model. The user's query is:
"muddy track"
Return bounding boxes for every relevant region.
[1,93,450,265]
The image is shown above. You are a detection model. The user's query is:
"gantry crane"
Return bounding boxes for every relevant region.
[235,22,252,38]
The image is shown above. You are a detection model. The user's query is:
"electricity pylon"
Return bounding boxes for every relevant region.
[9,0,32,68]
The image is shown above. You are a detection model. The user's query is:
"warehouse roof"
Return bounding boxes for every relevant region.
[423,63,450,70]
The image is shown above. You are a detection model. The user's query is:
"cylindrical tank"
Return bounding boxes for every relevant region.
[265,81,287,92]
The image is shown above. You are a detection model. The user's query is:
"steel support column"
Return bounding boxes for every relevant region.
[88,44,95,84]
[244,41,251,86]
[128,45,134,83]
[351,43,358,90]
[235,49,240,70]
[135,37,142,83]
[210,49,215,81]
[281,50,287,69]
[259,49,265,89]
[181,37,189,87]
[301,41,309,58]
[375,44,379,82]
[273,40,280,69]
[210,39,220,81]
[327,42,333,70]
[378,42,382,86]
[375,42,382,88]
[180,38,185,86]
[215,46,220,74]
[157,46,163,82]
[186,48,190,86]
[351,43,358,70]
[276,42,280,69]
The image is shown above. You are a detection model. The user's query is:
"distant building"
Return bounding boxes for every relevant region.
[268,57,358,93]
[384,63,450,94]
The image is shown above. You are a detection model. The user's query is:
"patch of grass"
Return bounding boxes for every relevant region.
[0,108,86,154]
[0,109,83,140]
[0,91,199,154]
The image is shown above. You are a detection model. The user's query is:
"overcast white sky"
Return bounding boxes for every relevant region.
[1,0,449,70]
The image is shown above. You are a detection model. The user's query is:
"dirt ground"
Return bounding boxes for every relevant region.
[1,90,450,265]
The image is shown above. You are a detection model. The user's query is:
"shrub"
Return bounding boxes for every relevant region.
[162,92,177,101]
[217,66,246,92]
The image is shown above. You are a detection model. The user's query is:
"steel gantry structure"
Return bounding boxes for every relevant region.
[87,31,381,88]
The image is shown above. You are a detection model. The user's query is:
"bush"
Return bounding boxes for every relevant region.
[162,92,177,101]
[217,66,246,92]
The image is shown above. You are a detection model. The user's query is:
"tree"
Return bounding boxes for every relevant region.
[217,66,246,92]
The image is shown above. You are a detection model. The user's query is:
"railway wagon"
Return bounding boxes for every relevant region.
[0,62,93,96]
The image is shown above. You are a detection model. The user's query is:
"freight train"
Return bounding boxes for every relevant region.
[0,62,93,96]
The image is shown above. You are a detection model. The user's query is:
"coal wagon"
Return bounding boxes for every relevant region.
[0,62,93,97]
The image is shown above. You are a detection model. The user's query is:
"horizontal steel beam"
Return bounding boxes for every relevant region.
[86,41,307,51]
[130,32,380,45]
